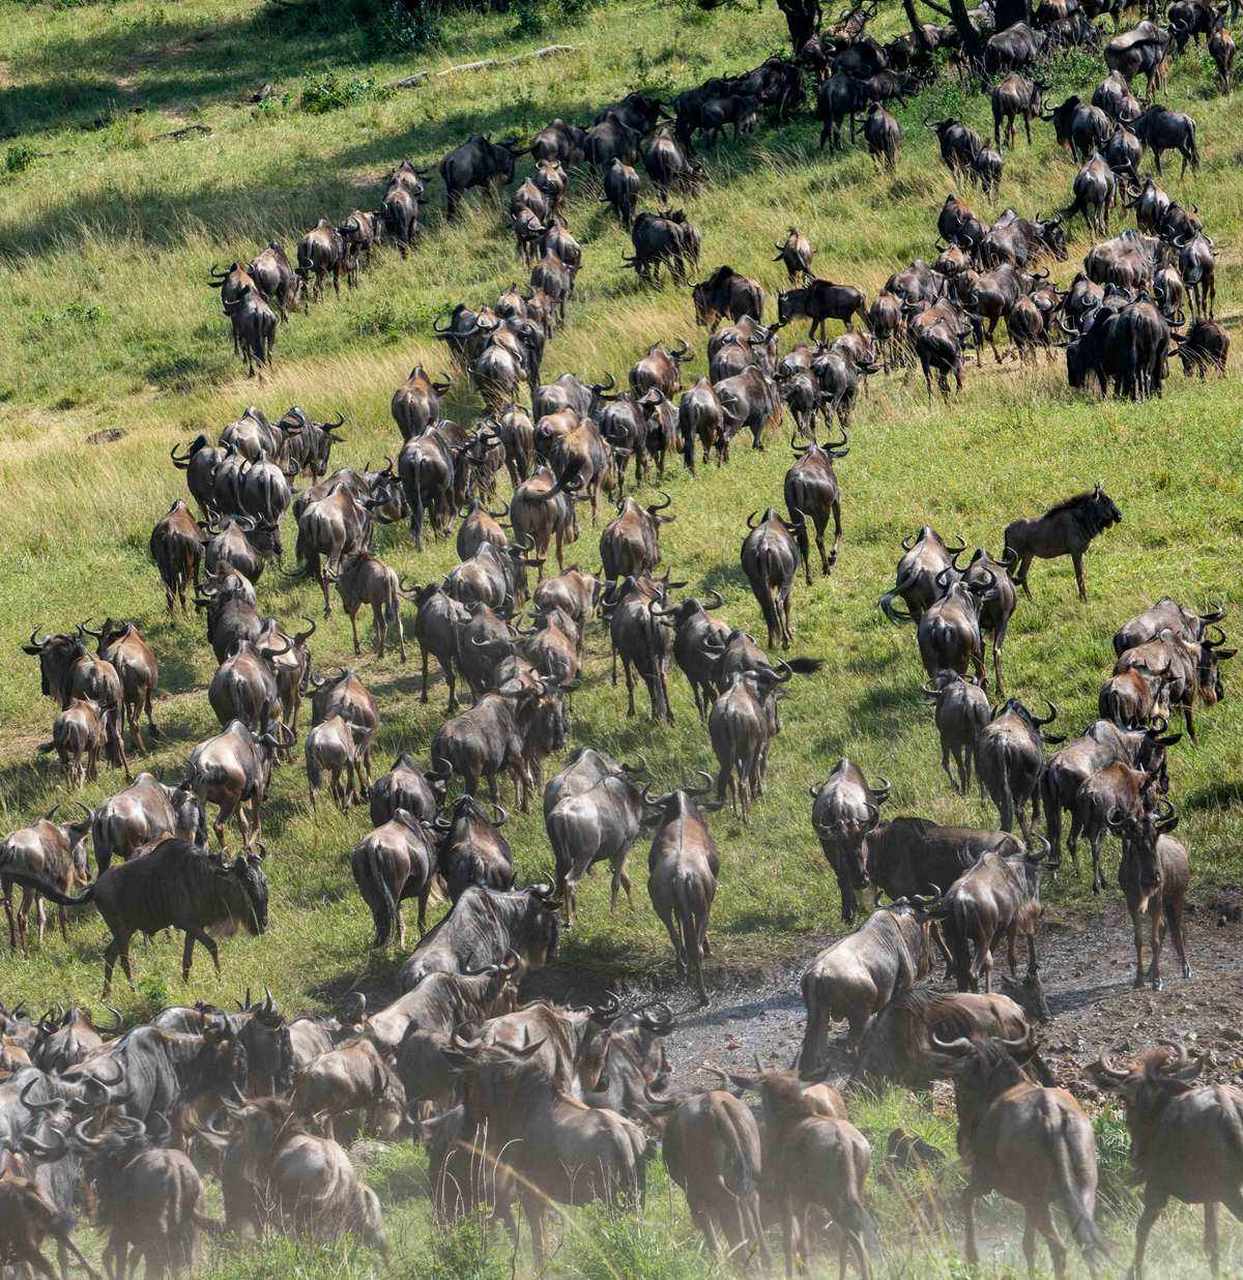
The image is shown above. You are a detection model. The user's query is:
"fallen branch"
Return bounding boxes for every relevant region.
[156,124,213,142]
[392,44,576,89]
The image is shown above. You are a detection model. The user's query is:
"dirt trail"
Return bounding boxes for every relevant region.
[610,892,1243,1091]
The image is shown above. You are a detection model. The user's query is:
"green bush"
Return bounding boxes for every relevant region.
[300,71,389,113]
[5,143,38,174]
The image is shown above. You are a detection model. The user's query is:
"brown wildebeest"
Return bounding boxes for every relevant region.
[878,526,965,624]
[646,780,719,1004]
[1094,1042,1243,1280]
[1109,799,1191,990]
[692,265,763,330]
[333,551,406,660]
[710,1064,879,1278]
[1003,483,1122,601]
[773,227,814,281]
[930,1034,1106,1278]
[0,1174,101,1280]
[41,697,128,788]
[80,618,161,751]
[1114,625,1235,741]
[974,697,1063,838]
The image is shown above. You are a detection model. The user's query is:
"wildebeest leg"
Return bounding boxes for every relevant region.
[319,567,332,617]
[962,1185,981,1268]
[827,500,841,572]
[1129,898,1148,988]
[610,859,634,912]
[1147,894,1168,989]
[1070,550,1087,601]
[1132,1190,1168,1280]
[622,657,636,716]
[419,646,430,703]
[1164,892,1191,980]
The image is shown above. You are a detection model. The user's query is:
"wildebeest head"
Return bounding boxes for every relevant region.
[21,629,87,700]
[1196,624,1237,705]
[1108,797,1178,891]
[212,850,270,936]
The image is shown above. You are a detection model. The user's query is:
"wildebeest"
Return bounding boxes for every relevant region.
[933,843,1049,996]
[8,838,267,996]
[544,748,647,924]
[878,526,964,623]
[606,574,678,724]
[600,157,641,228]
[1003,484,1122,600]
[863,101,902,170]
[975,698,1063,837]
[626,209,701,284]
[1171,316,1229,376]
[777,276,867,339]
[22,626,124,713]
[784,429,847,581]
[799,901,936,1066]
[0,811,93,952]
[852,987,1051,1088]
[296,219,345,302]
[925,116,982,177]
[1094,1042,1241,1279]
[1209,15,1236,90]
[440,133,524,219]
[740,508,803,649]
[914,571,988,685]
[809,759,891,923]
[1114,625,1234,741]
[924,671,991,794]
[709,667,788,820]
[434,794,514,904]
[397,884,560,990]
[150,500,204,617]
[184,719,293,847]
[992,72,1044,147]
[1105,22,1172,98]
[333,550,406,661]
[693,265,764,330]
[42,696,127,788]
[305,714,364,812]
[599,493,674,583]
[91,771,206,872]
[930,1035,1105,1276]
[1132,105,1199,177]
[908,298,974,400]
[678,377,727,474]
[647,781,720,1004]
[773,227,814,280]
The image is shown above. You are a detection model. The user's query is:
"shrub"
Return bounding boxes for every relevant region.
[300,71,389,113]
[5,143,37,174]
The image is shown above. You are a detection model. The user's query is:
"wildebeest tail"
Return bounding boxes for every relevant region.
[357,844,396,947]
[784,656,823,674]
[714,1102,756,1200]
[1051,1110,1109,1262]
[0,865,94,907]
[671,870,702,963]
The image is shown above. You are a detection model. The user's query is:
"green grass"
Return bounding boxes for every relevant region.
[2,0,1243,1272]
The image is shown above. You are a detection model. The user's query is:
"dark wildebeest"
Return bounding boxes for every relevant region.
[599,493,674,583]
[809,759,891,923]
[1046,94,1112,161]
[773,227,814,281]
[852,988,1052,1088]
[1003,484,1122,601]
[1074,759,1165,894]
[1171,316,1229,377]
[777,276,867,339]
[1094,1042,1242,1280]
[863,102,902,170]
[715,365,783,452]
[9,838,267,997]
[150,499,204,617]
[878,526,964,624]
[1105,21,1172,98]
[708,667,789,821]
[544,747,647,925]
[396,883,560,990]
[1132,105,1200,177]
[440,134,524,219]
[925,117,982,177]
[81,622,158,755]
[908,298,973,400]
[22,627,123,714]
[784,428,847,582]
[933,843,1050,996]
[647,779,720,1005]
[1114,597,1227,655]
[600,157,641,229]
[296,220,345,301]
[1115,625,1235,742]
[391,365,452,440]
[433,795,514,904]
[799,901,937,1066]
[929,1035,1106,1277]
[692,266,764,331]
[653,590,730,720]
[975,698,1064,838]
[678,377,727,474]
[740,508,803,649]
[914,570,989,685]
[606,574,679,724]
[923,671,991,794]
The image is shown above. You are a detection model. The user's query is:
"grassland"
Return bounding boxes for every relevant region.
[1,0,1242,1271]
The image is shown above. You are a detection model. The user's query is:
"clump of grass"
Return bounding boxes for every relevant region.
[300,71,390,114]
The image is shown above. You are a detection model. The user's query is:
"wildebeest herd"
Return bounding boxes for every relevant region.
[2,0,1240,1275]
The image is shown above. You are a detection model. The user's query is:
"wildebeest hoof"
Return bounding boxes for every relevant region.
[1151,978,1165,991]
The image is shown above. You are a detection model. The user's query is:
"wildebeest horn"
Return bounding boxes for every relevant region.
[1095,1052,1131,1081]
[648,490,673,513]
[685,769,715,797]
[27,626,50,649]
[745,510,761,529]
[703,589,724,611]
[900,531,917,551]
[869,776,892,803]
[19,1078,63,1113]
[1034,699,1058,726]
[929,1031,972,1054]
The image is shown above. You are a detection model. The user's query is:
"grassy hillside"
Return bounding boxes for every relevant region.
[1,0,1242,1270]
